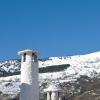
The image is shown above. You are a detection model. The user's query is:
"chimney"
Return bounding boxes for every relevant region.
[18,49,39,100]
[44,83,62,100]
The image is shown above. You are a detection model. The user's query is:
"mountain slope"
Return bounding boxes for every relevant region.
[0,51,100,100]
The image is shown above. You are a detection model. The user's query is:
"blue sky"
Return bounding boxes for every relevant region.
[0,0,100,60]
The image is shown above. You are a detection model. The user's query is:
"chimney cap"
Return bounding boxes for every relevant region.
[44,83,62,92]
[18,49,39,56]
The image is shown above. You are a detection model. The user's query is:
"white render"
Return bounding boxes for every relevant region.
[51,91,59,100]
[47,92,51,100]
[18,49,39,100]
[44,83,62,100]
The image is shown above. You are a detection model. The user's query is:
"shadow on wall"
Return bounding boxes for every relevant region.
[20,83,39,100]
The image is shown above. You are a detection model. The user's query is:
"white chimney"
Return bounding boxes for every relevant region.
[18,49,39,100]
[44,83,62,100]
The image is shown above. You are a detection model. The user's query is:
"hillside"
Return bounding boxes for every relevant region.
[0,51,100,100]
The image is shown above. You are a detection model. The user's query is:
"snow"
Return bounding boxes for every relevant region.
[0,76,20,94]
[0,51,100,94]
[0,81,20,94]
[0,75,20,82]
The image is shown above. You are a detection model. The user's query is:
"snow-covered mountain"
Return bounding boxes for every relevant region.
[1,51,100,79]
[1,51,100,100]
